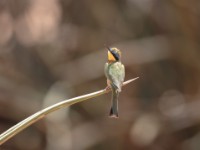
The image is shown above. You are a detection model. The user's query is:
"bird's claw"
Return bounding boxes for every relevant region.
[105,85,111,92]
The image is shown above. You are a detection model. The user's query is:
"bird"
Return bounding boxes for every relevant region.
[104,47,125,118]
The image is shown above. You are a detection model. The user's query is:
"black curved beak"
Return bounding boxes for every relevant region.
[105,46,112,52]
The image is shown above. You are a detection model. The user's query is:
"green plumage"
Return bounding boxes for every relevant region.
[105,62,125,117]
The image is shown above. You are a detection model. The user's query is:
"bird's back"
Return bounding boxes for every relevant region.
[105,62,125,91]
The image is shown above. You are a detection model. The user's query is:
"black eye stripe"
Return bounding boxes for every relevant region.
[107,47,120,61]
[111,51,119,61]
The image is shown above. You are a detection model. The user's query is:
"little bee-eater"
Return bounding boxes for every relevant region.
[105,47,125,118]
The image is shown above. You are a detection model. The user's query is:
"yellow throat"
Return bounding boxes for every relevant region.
[108,51,116,61]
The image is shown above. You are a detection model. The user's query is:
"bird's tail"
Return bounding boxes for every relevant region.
[109,89,119,118]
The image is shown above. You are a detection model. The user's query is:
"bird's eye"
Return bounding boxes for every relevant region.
[111,51,120,61]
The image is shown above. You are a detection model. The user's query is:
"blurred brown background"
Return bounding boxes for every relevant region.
[1,0,200,149]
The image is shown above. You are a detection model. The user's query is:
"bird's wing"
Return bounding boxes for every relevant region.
[108,62,125,91]
[104,62,109,79]
[121,64,125,83]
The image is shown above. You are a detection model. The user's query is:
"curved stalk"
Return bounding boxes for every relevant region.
[0,77,139,145]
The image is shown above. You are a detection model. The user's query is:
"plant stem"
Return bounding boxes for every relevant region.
[0,77,139,145]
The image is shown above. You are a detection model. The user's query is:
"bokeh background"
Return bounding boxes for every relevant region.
[0,0,200,149]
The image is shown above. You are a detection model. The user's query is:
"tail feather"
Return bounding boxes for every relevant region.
[109,89,119,118]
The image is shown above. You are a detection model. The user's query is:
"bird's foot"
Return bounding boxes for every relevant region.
[105,85,111,92]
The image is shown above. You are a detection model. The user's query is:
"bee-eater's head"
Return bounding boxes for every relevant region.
[107,47,121,62]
